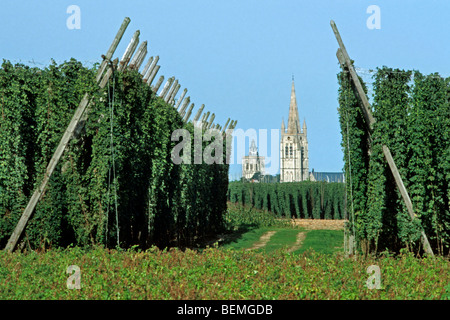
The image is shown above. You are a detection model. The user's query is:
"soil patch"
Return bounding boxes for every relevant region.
[246,231,277,250]
[288,232,307,252]
[289,219,346,230]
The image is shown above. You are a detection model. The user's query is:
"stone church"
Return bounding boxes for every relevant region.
[280,80,310,182]
[241,139,265,181]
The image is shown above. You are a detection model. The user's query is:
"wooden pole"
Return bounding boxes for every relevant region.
[221,118,230,134]
[331,19,434,256]
[202,111,211,129]
[193,104,205,123]
[183,103,194,122]
[382,146,434,255]
[147,65,160,87]
[129,41,147,70]
[165,79,178,103]
[174,88,187,110]
[170,83,181,105]
[199,112,207,127]
[331,21,375,131]
[141,56,153,79]
[76,27,140,139]
[207,113,215,129]
[178,96,191,117]
[118,30,140,72]
[159,77,174,98]
[4,18,130,252]
[145,56,159,83]
[96,17,131,83]
[152,75,164,92]
[168,83,180,105]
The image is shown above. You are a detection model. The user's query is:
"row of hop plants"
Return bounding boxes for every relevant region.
[338,64,450,256]
[227,181,345,220]
[0,59,229,250]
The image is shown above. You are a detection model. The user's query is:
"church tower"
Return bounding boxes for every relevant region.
[280,79,309,182]
[242,139,265,181]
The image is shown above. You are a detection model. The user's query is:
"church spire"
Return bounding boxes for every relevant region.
[281,117,285,133]
[287,79,301,134]
[249,139,258,156]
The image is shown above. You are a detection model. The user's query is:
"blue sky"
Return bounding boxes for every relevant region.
[1,1,450,180]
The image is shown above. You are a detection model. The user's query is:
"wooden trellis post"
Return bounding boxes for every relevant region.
[165,79,178,103]
[179,96,191,117]
[4,17,132,252]
[331,20,434,256]
[159,76,174,99]
[152,75,164,92]
[168,83,181,105]
[183,103,195,122]
[141,56,154,79]
[147,63,160,86]
[174,88,188,110]
[129,40,147,70]
[221,118,230,134]
[193,104,205,124]
[118,30,140,72]
[207,113,215,129]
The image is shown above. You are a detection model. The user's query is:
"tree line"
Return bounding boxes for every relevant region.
[227,181,345,220]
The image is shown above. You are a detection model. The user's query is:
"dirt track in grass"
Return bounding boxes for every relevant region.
[287,232,307,252]
[246,231,277,250]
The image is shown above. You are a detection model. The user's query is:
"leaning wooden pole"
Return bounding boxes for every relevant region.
[331,20,434,256]
[4,17,131,253]
[193,104,205,123]
[95,17,131,82]
[174,88,187,110]
[165,79,178,103]
[183,103,194,122]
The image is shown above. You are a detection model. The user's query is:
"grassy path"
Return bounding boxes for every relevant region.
[288,232,306,253]
[224,227,344,255]
[246,231,277,250]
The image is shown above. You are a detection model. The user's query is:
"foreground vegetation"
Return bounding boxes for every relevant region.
[0,203,448,300]
[0,245,448,300]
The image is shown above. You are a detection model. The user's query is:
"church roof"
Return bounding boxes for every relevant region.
[287,80,301,134]
[312,172,345,183]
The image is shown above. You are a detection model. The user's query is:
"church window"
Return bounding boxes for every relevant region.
[290,145,293,157]
[250,164,253,171]
[285,145,289,158]
[246,163,249,170]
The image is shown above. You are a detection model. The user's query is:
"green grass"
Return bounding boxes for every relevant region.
[1,203,447,300]
[263,229,303,252]
[223,226,344,255]
[222,227,297,251]
[293,230,344,255]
